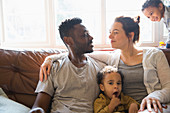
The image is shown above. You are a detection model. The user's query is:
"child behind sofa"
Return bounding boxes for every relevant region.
[94,65,139,113]
[142,0,170,48]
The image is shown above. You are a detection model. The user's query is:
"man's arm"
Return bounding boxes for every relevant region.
[30,92,52,113]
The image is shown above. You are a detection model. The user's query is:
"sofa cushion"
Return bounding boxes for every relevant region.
[0,96,30,113]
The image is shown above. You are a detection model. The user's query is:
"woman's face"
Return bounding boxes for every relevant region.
[109,22,129,49]
[142,4,164,22]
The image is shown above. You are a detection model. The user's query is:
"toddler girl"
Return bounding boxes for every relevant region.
[94,66,139,113]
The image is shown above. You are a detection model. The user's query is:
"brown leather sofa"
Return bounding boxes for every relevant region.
[0,48,67,108]
[0,48,170,109]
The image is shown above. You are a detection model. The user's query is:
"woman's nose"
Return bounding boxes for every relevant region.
[109,33,113,39]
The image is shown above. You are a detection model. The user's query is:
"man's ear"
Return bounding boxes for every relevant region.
[63,36,74,46]
[99,84,104,92]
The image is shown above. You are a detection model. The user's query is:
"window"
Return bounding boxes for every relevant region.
[105,0,153,46]
[0,0,166,48]
[0,0,48,48]
[54,0,101,47]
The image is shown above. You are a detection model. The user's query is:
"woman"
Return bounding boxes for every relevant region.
[40,16,170,113]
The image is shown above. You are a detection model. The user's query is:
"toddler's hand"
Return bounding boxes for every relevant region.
[129,103,138,113]
[108,95,121,112]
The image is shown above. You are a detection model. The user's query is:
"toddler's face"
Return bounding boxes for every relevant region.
[100,72,122,99]
[142,5,163,22]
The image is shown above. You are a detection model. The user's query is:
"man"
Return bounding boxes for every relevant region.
[29,18,105,113]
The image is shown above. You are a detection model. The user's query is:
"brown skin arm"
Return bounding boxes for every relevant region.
[30,92,52,113]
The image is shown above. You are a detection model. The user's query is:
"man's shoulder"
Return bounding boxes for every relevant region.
[52,56,68,71]
[86,55,107,68]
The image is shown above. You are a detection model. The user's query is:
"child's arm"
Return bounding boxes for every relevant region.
[122,94,140,113]
[94,99,111,113]
[128,103,139,113]
[94,94,120,113]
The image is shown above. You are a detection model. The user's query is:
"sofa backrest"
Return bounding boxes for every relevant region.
[0,48,67,108]
[0,48,170,108]
[160,48,170,65]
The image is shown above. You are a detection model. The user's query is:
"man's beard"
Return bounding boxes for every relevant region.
[85,41,93,53]
[85,49,93,53]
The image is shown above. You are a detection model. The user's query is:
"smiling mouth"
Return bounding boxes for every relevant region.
[113,92,119,97]
[154,17,159,21]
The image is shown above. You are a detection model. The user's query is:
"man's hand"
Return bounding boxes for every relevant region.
[39,58,53,82]
[129,103,138,113]
[139,97,163,113]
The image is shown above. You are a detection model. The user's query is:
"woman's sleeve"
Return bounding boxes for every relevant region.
[88,51,114,65]
[46,50,116,65]
[147,50,170,103]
